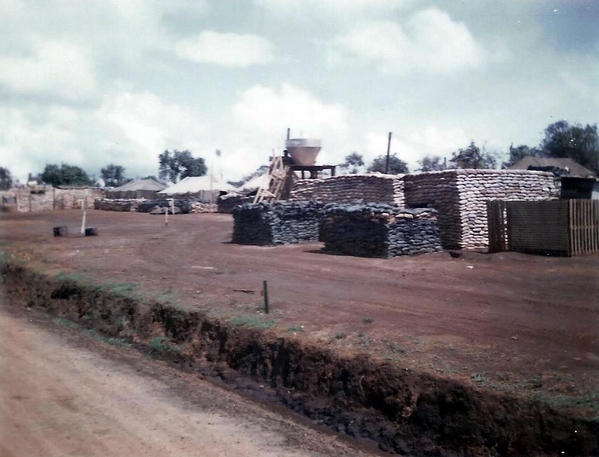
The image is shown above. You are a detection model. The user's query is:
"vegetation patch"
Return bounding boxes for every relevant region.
[229,314,275,329]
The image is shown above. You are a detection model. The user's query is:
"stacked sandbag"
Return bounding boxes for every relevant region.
[94,199,137,212]
[191,202,217,213]
[404,170,560,249]
[217,193,251,213]
[232,201,324,245]
[319,203,442,258]
[290,174,405,206]
[137,199,193,214]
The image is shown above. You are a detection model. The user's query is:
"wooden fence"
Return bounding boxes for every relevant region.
[569,199,599,256]
[487,200,599,256]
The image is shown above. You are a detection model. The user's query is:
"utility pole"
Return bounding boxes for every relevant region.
[385,131,392,174]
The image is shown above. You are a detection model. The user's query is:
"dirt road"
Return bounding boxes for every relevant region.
[0,303,374,457]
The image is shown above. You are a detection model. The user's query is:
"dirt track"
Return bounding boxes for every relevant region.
[0,303,374,457]
[1,210,598,410]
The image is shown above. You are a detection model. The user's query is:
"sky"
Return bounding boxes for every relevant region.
[1,0,598,183]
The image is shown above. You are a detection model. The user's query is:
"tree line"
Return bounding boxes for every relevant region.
[339,120,599,175]
[0,149,207,190]
[1,120,597,190]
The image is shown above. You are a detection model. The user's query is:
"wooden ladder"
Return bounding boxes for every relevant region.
[254,156,290,204]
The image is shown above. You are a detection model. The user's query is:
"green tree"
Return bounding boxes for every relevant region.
[158,150,207,183]
[0,167,13,190]
[367,153,409,174]
[501,144,542,169]
[450,142,497,169]
[540,120,599,173]
[38,163,93,186]
[100,164,127,187]
[417,155,446,172]
[339,153,365,174]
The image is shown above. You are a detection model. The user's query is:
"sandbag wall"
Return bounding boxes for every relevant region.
[404,170,560,249]
[137,199,193,214]
[94,199,137,211]
[217,194,251,213]
[319,203,442,258]
[289,174,405,206]
[232,201,324,245]
[2,187,104,212]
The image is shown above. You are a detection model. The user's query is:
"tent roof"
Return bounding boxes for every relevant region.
[111,178,166,192]
[236,173,270,192]
[159,176,235,195]
[510,157,596,178]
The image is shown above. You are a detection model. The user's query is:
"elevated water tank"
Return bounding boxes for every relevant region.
[286,138,321,166]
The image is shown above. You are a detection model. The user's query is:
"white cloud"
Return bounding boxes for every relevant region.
[175,31,274,67]
[363,126,469,170]
[94,92,208,174]
[233,84,349,140]
[0,40,97,101]
[0,105,86,182]
[226,84,350,175]
[0,92,210,182]
[331,7,484,74]
[254,0,410,17]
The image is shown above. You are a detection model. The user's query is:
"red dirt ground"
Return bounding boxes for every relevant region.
[1,210,598,417]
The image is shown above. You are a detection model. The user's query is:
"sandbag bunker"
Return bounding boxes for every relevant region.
[232,201,442,258]
[232,201,324,245]
[320,204,442,258]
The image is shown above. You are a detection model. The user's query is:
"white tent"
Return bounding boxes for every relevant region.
[106,178,166,199]
[236,173,270,193]
[159,176,235,200]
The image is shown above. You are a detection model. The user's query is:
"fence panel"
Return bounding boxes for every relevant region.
[506,201,570,255]
[569,200,599,256]
[487,201,508,253]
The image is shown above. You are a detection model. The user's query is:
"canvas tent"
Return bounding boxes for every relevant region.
[105,178,166,199]
[236,173,270,193]
[159,176,235,201]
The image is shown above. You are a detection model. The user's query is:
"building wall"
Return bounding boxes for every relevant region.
[403,171,462,249]
[290,170,559,249]
[0,187,104,212]
[455,170,559,248]
[405,170,560,248]
[289,174,405,206]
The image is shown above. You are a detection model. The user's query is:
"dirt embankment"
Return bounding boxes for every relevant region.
[2,260,598,456]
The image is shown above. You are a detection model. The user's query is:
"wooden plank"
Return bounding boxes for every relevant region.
[596,200,598,253]
[595,201,599,254]
[487,201,507,253]
[584,200,589,254]
[568,200,576,257]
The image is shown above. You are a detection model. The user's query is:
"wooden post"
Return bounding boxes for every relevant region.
[79,199,86,235]
[385,131,392,174]
[263,280,269,314]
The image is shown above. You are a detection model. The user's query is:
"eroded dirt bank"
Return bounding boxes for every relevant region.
[0,302,371,457]
[2,261,598,456]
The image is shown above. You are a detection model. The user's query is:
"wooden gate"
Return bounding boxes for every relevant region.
[569,199,599,256]
[486,201,508,253]
[486,200,599,256]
